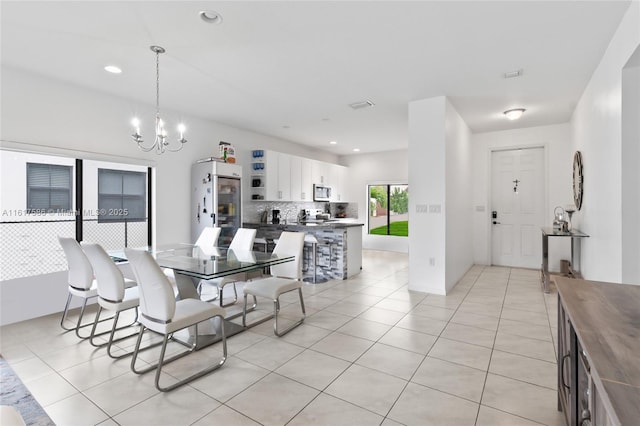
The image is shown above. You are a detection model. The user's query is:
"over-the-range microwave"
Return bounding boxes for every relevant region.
[313,184,332,201]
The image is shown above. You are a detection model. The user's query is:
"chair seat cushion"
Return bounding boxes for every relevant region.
[243,277,301,300]
[200,272,246,290]
[141,299,225,334]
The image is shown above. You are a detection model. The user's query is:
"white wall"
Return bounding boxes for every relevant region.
[444,100,474,292]
[571,2,640,283]
[407,97,473,294]
[408,97,447,294]
[340,150,409,252]
[0,67,338,325]
[471,124,573,272]
[621,51,640,284]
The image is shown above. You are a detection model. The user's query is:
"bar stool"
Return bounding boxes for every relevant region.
[254,237,268,252]
[303,234,328,283]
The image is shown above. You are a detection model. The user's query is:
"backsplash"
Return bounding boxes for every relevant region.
[244,201,358,223]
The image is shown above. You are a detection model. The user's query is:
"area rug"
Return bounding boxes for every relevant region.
[0,356,55,426]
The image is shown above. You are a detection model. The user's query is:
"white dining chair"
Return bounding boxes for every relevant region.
[125,248,227,392]
[198,228,257,306]
[82,243,141,358]
[58,237,100,338]
[163,226,221,292]
[195,226,222,248]
[242,231,306,337]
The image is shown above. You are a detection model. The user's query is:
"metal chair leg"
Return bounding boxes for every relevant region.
[89,307,143,358]
[130,320,227,392]
[242,288,305,336]
[60,293,74,330]
[219,282,239,308]
[274,288,306,337]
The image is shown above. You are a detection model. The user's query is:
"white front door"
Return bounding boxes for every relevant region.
[491,148,545,268]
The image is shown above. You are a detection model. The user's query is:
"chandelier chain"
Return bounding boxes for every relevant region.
[155,49,160,117]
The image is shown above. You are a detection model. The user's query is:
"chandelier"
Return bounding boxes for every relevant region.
[131,45,187,154]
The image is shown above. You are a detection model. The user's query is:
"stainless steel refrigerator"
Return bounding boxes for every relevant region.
[191,159,242,247]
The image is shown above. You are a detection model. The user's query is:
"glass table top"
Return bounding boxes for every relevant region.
[113,244,294,279]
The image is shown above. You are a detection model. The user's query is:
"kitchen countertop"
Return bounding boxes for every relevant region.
[555,277,640,426]
[244,220,363,229]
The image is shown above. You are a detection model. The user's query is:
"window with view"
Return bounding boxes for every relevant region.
[26,163,72,213]
[368,184,409,236]
[98,169,146,222]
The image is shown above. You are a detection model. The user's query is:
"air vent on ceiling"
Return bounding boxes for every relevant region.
[503,69,523,79]
[349,100,375,110]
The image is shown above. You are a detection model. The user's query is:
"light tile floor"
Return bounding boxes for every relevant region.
[0,250,565,425]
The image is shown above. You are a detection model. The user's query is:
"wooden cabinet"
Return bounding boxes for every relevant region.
[556,278,636,426]
[557,298,578,426]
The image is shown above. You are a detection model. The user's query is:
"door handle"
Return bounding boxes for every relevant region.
[492,221,500,225]
[561,353,571,389]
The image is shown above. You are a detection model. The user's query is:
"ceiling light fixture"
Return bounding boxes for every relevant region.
[104,65,122,74]
[131,46,187,154]
[353,148,360,152]
[329,141,337,145]
[504,108,526,120]
[199,10,223,24]
[349,100,375,110]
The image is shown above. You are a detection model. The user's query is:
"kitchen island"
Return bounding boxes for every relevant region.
[243,221,363,280]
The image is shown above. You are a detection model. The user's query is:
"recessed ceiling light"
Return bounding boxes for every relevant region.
[104,65,122,74]
[329,141,337,145]
[504,108,526,120]
[353,148,360,152]
[199,10,223,24]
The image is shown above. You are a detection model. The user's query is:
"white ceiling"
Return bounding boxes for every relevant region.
[0,1,631,155]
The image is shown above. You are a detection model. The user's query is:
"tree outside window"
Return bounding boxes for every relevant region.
[368,184,408,236]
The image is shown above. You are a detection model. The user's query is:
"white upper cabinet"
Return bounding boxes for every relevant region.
[300,157,312,201]
[329,164,350,202]
[291,156,312,202]
[311,160,331,186]
[262,150,291,201]
[276,152,291,201]
[253,149,349,202]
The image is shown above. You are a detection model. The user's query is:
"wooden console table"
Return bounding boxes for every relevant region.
[556,277,640,425]
[540,227,589,293]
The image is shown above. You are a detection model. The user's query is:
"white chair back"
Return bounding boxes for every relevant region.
[195,227,221,248]
[82,243,126,302]
[125,249,176,323]
[58,237,94,290]
[229,228,257,251]
[270,231,304,279]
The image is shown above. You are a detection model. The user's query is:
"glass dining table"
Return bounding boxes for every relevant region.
[114,243,294,349]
